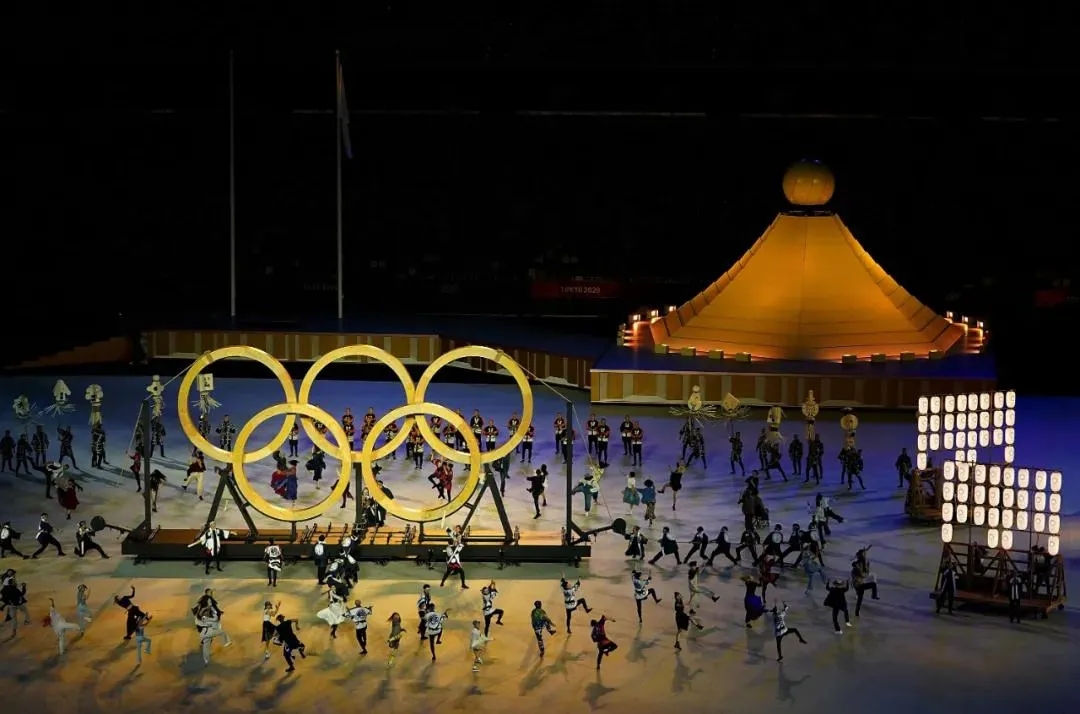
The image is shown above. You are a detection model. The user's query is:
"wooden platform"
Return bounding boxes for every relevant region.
[928,590,1065,617]
[930,542,1067,617]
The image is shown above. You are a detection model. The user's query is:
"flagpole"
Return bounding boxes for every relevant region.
[228,50,237,319]
[335,50,344,321]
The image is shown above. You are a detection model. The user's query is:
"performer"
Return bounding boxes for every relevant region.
[560,427,576,464]
[287,424,300,458]
[825,579,853,634]
[805,436,823,484]
[802,390,818,440]
[416,584,434,640]
[31,426,48,467]
[734,526,759,565]
[151,417,166,458]
[56,470,83,519]
[386,612,405,667]
[788,435,803,476]
[75,583,93,630]
[470,620,492,672]
[113,586,144,640]
[196,413,211,455]
[188,521,229,574]
[520,424,534,463]
[631,569,662,623]
[507,413,521,453]
[687,561,721,608]
[1007,569,1023,623]
[779,523,804,566]
[640,479,657,527]
[148,469,166,512]
[312,535,329,584]
[936,558,957,615]
[317,588,348,639]
[408,426,424,468]
[215,416,236,450]
[648,526,682,566]
[75,521,108,559]
[129,449,143,492]
[346,599,373,654]
[560,576,593,632]
[851,545,879,616]
[470,410,485,450]
[90,424,107,469]
[763,443,787,482]
[589,615,617,671]
[13,434,32,476]
[895,447,912,488]
[586,413,599,455]
[758,553,780,601]
[0,521,27,559]
[742,575,766,628]
[619,416,633,456]
[572,472,600,515]
[630,421,644,466]
[195,605,233,664]
[624,524,647,559]
[305,447,326,488]
[1,578,30,633]
[800,537,828,593]
[490,454,511,496]
[439,541,468,589]
[264,538,283,587]
[184,452,207,500]
[482,419,499,452]
[422,603,450,661]
[553,413,567,455]
[32,513,65,558]
[530,600,557,657]
[57,426,76,468]
[382,419,399,459]
[526,467,546,519]
[755,428,768,471]
[274,613,306,672]
[686,526,709,561]
[705,526,737,567]
[673,592,703,650]
[769,602,807,662]
[480,581,504,636]
[0,431,13,472]
[132,611,153,665]
[657,461,684,511]
[596,418,610,464]
[761,524,786,563]
[259,600,282,660]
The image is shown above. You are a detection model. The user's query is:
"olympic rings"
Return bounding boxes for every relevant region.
[232,403,353,523]
[360,403,483,523]
[176,346,298,463]
[413,346,534,464]
[297,344,417,460]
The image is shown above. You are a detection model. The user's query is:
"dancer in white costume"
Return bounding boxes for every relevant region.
[317,589,349,639]
[47,598,82,655]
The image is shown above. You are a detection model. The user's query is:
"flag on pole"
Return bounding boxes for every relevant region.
[337,56,353,160]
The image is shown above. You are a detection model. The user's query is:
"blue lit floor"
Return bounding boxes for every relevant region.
[0,372,1075,714]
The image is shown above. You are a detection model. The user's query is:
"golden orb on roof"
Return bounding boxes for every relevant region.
[782,160,835,206]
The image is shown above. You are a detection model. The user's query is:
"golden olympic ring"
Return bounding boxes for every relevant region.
[232,403,353,523]
[297,344,418,460]
[177,346,298,463]
[360,402,483,523]
[413,346,534,464]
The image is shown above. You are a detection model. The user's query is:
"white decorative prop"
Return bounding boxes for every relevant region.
[146,375,165,418]
[12,395,39,433]
[916,390,1016,471]
[669,386,743,433]
[802,390,819,440]
[85,384,104,426]
[765,405,785,446]
[192,373,222,418]
[42,379,75,418]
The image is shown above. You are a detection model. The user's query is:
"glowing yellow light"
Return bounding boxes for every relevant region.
[957,394,968,412]
[944,413,955,431]
[993,411,1004,428]
[929,434,940,451]
[1050,472,1063,493]
[1034,492,1047,512]
[1018,469,1030,488]
[993,392,1005,410]
[916,453,928,470]
[944,395,956,413]
[1002,509,1014,529]
[956,432,966,449]
[989,466,1001,486]
[1049,514,1060,534]
[986,529,999,549]
[942,502,954,522]
[1033,513,1046,533]
[1005,390,1016,409]
[957,483,970,503]
[979,431,990,448]
[979,393,991,411]
[930,396,942,414]
[1004,427,1015,445]
[1005,409,1016,427]
[918,396,929,415]
[1017,490,1029,510]
[974,465,987,484]
[1004,446,1015,464]
[989,486,1001,506]
[1049,493,1061,513]
[648,309,659,318]
[941,523,953,543]
[967,393,978,410]
[1048,535,1060,556]
[988,507,1000,528]
[943,433,954,450]
[1016,511,1029,531]
[993,428,1003,446]
[943,462,956,480]
[956,413,968,431]
[974,485,986,504]
[917,435,929,452]
[942,482,955,502]
[630,313,641,322]
[1003,488,1015,508]
[1035,470,1048,491]
[1000,530,1013,550]
[930,414,941,432]
[917,416,929,434]
[667,305,677,313]
[979,412,990,430]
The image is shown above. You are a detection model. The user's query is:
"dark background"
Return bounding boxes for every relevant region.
[6,4,1079,391]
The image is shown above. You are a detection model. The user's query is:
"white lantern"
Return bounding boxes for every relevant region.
[1018,469,1030,488]
[957,483,970,504]
[1049,493,1061,514]
[943,433,954,450]
[1047,535,1059,556]
[989,466,1001,486]
[988,486,1001,506]
[916,453,928,470]
[967,393,979,410]
[1002,488,1015,508]
[944,413,955,432]
[930,434,941,451]
[954,450,966,463]
[956,394,968,412]
[931,396,942,414]
[942,502,954,523]
[941,523,953,543]
[1035,471,1048,490]
[1017,490,1029,510]
[956,504,968,523]
[967,431,977,448]
[957,413,967,431]
[944,395,956,412]
[993,411,1004,428]
[930,415,941,432]
[1004,446,1015,464]
[993,428,1003,446]
[974,465,987,484]
[979,393,991,411]
[1050,472,1062,492]
[979,431,990,448]
[918,416,929,434]
[1003,468,1015,487]
[942,482,955,502]
[1004,427,1015,445]
[973,506,986,525]
[917,434,929,452]
[1048,515,1060,535]
[956,463,968,482]
[1005,390,1016,409]
[979,412,991,430]
[1033,513,1046,533]
[993,391,1005,410]
[967,449,977,463]
[956,432,967,449]
[918,396,929,415]
[1001,509,1014,529]
[988,507,1000,528]
[986,528,999,549]
[1001,530,1013,550]
[1016,511,1029,531]
[1005,409,1016,427]
[974,485,986,504]
[1034,492,1046,512]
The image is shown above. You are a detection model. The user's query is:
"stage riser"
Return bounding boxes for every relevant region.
[122,540,590,563]
[590,370,996,409]
[927,591,1065,617]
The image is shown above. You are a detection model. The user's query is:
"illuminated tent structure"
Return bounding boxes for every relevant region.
[651,161,972,362]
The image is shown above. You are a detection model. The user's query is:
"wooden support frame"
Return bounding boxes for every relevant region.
[905,467,943,523]
[930,541,1067,617]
